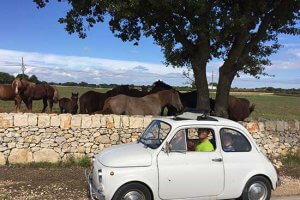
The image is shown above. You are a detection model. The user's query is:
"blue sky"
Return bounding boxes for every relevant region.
[0,0,299,88]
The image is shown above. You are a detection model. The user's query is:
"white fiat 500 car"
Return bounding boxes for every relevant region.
[87,113,280,200]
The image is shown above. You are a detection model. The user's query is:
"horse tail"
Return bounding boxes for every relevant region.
[249,103,255,113]
[53,87,60,103]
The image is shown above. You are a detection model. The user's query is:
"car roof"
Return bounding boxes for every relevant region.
[155,115,247,132]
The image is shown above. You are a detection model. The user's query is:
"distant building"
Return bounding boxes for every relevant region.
[208,85,217,90]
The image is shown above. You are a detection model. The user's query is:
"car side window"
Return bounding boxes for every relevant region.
[170,129,187,152]
[220,128,252,152]
[186,128,216,152]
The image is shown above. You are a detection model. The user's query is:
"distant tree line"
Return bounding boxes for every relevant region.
[0,71,299,94]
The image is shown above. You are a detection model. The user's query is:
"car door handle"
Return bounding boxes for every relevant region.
[212,158,223,162]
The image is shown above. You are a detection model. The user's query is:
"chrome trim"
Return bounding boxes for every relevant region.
[85,169,105,200]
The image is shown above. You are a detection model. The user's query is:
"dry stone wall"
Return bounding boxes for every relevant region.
[0,113,299,165]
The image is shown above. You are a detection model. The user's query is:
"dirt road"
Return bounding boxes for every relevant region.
[0,166,299,200]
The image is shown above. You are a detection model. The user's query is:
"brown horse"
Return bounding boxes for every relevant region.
[59,93,79,114]
[12,78,59,113]
[101,89,184,115]
[228,96,255,121]
[0,84,22,112]
[79,85,147,114]
[149,80,254,121]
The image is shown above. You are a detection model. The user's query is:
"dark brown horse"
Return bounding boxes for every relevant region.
[228,96,255,121]
[0,84,22,112]
[12,78,59,113]
[59,93,79,114]
[79,90,108,114]
[100,89,184,115]
[106,85,146,97]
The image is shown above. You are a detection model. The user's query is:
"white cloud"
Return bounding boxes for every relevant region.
[0,49,298,88]
[0,49,187,85]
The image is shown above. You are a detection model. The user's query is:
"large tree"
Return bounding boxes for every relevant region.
[34,0,299,117]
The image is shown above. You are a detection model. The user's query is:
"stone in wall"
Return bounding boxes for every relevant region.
[113,115,121,129]
[288,120,299,132]
[60,114,71,129]
[38,114,50,128]
[91,115,101,128]
[34,149,60,163]
[50,114,60,127]
[110,133,119,144]
[82,115,92,129]
[246,122,259,133]
[265,121,276,131]
[106,115,114,129]
[100,115,106,128]
[144,116,153,128]
[276,121,285,132]
[0,113,13,128]
[8,148,33,164]
[258,122,265,132]
[28,113,37,126]
[71,115,82,129]
[130,116,143,129]
[0,152,6,165]
[121,115,129,128]
[14,113,28,127]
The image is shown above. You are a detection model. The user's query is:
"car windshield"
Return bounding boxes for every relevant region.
[139,120,171,149]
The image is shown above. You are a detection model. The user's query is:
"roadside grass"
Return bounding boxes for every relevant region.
[280,153,300,179]
[7,155,91,169]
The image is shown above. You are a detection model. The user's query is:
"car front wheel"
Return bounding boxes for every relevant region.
[112,182,152,200]
[239,176,271,200]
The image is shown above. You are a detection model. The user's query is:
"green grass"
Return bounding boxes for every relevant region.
[0,86,299,120]
[281,152,300,178]
[232,94,300,120]
[8,155,92,168]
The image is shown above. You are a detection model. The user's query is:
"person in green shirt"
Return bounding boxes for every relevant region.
[195,128,214,152]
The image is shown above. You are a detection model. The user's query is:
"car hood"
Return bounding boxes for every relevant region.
[95,142,153,167]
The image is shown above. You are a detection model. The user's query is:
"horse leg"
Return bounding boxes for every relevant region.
[28,99,33,113]
[14,95,22,113]
[48,99,54,113]
[42,98,48,113]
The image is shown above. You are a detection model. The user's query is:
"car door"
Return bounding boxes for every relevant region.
[219,127,258,197]
[157,126,224,199]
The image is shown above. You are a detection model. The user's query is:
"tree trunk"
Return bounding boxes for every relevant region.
[214,65,236,118]
[191,59,210,111]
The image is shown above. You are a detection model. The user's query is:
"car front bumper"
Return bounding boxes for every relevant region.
[86,170,106,200]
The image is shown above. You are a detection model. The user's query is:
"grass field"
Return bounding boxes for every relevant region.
[0,86,299,120]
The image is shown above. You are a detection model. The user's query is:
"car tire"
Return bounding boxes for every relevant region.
[112,182,152,200]
[238,176,271,200]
